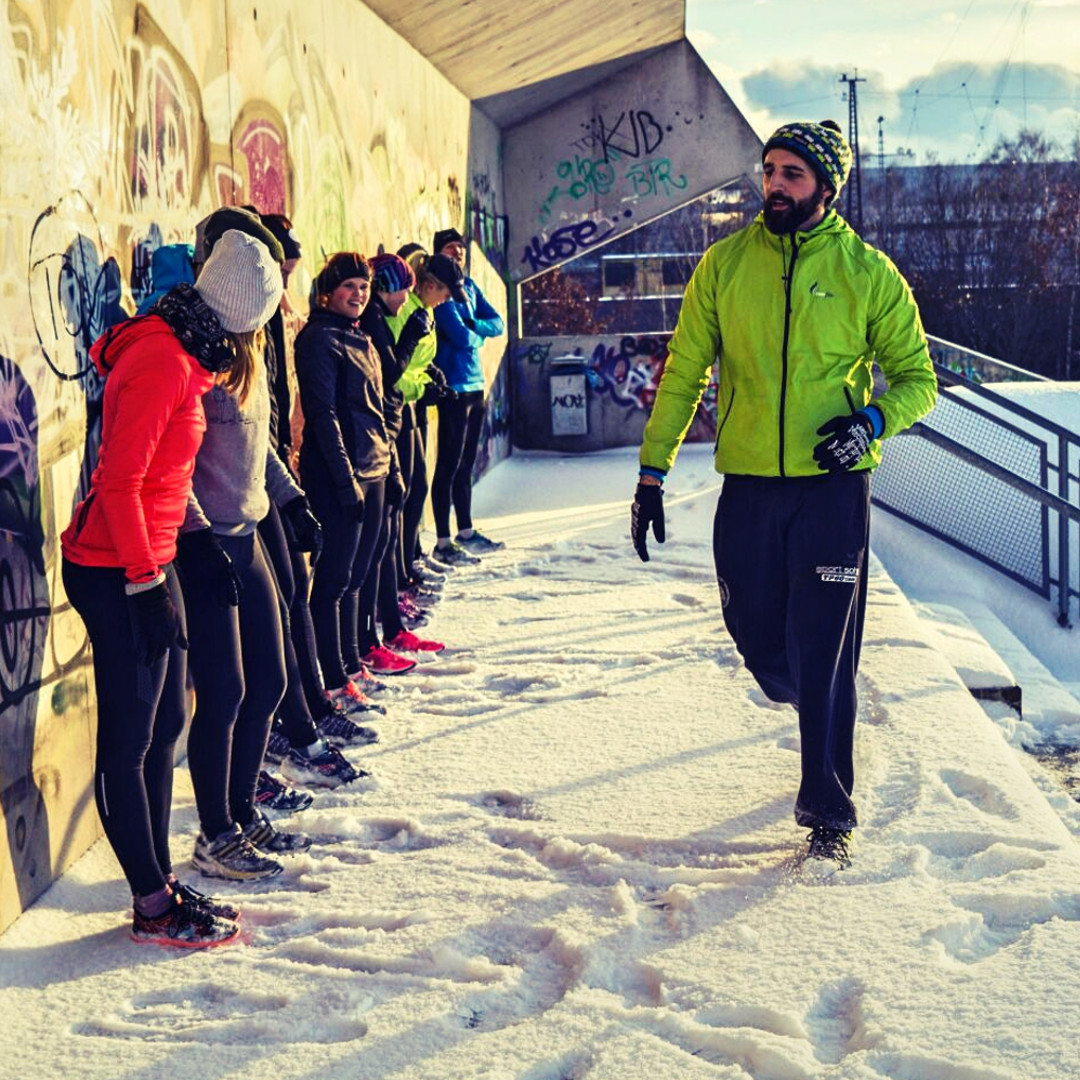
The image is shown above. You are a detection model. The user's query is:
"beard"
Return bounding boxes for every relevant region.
[763,185,828,234]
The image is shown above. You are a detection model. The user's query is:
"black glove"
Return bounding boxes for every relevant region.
[384,470,406,510]
[281,496,323,561]
[128,581,188,665]
[631,482,665,562]
[397,307,434,356]
[425,364,450,395]
[176,528,242,606]
[813,412,875,473]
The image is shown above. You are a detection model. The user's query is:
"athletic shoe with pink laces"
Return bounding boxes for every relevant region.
[386,629,445,654]
[361,644,418,675]
[348,665,388,694]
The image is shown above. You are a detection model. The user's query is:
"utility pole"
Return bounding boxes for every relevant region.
[839,72,865,230]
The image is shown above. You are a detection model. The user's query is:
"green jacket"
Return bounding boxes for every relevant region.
[640,211,937,478]
[385,292,436,404]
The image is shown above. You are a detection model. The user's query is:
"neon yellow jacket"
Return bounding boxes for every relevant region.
[385,292,436,404]
[640,211,937,478]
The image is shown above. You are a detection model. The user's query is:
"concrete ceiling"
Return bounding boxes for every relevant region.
[361,0,685,106]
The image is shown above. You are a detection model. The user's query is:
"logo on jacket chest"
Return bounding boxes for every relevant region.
[808,281,835,299]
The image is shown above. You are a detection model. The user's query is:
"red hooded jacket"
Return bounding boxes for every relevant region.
[61,316,215,584]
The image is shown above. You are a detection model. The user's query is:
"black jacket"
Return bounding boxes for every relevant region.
[295,306,390,504]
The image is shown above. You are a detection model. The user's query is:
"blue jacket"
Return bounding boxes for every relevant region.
[137,243,195,315]
[432,278,504,393]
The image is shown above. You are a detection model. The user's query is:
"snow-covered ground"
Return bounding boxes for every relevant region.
[3,445,1080,1080]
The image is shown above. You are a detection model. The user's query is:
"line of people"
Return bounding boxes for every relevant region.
[60,211,506,948]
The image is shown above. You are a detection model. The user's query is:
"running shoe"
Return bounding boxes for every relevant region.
[325,679,387,716]
[171,880,241,921]
[401,588,439,611]
[193,825,283,881]
[455,530,505,553]
[131,892,239,948]
[430,542,480,567]
[397,596,431,627]
[350,665,389,694]
[410,562,447,587]
[424,553,454,574]
[262,727,292,765]
[361,644,418,675]
[282,744,368,789]
[316,708,381,746]
[242,809,313,854]
[386,629,445,654]
[255,769,315,813]
[804,826,853,870]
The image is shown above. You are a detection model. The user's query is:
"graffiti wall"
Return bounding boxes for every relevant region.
[502,40,762,283]
[0,0,509,932]
[512,333,719,452]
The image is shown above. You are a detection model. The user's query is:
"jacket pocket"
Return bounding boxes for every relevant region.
[714,386,736,451]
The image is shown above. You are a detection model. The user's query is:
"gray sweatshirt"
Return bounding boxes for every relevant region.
[184,363,302,536]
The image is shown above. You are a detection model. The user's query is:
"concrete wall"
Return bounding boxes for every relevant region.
[0,0,510,932]
[502,39,762,284]
[513,333,719,453]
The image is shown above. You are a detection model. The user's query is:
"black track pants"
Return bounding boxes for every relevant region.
[713,472,870,831]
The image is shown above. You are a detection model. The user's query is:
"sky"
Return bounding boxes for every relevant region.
[3,444,1080,1079]
[686,0,1080,163]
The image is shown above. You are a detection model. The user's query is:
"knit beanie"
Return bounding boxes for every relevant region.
[198,205,285,264]
[425,253,469,304]
[762,120,853,202]
[314,252,370,299]
[370,252,415,295]
[396,242,426,261]
[194,229,283,333]
[432,227,465,253]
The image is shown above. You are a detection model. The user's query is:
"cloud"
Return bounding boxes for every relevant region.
[739,59,1080,163]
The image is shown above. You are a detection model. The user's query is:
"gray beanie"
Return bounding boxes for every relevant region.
[195,229,282,332]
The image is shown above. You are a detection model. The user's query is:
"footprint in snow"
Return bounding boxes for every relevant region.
[478,789,543,820]
[939,768,1021,820]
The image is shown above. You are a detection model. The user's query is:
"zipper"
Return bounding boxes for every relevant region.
[714,387,736,451]
[778,234,800,477]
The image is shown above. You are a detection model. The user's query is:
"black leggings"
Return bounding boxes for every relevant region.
[62,559,188,899]
[258,504,322,745]
[397,412,428,583]
[431,391,485,539]
[307,479,385,688]
[181,533,286,838]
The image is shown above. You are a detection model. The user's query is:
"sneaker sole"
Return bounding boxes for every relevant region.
[192,857,284,882]
[130,924,241,948]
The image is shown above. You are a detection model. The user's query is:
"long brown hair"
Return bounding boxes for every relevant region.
[218,328,263,406]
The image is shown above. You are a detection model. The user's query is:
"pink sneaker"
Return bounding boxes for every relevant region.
[347,666,389,694]
[362,644,418,676]
[387,629,445,654]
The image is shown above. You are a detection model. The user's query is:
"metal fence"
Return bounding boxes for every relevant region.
[873,363,1080,626]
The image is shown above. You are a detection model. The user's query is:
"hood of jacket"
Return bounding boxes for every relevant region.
[89,315,177,378]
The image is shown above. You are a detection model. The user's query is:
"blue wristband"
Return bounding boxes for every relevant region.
[639,466,667,482]
[862,405,885,439]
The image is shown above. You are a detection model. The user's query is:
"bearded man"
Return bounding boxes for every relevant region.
[631,120,937,868]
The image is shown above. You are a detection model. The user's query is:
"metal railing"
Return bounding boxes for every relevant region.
[872,363,1080,626]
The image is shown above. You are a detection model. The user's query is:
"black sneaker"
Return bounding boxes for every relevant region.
[255,769,314,813]
[243,809,313,855]
[316,708,381,746]
[131,893,239,948]
[282,743,368,789]
[455,530,504,554]
[171,880,241,921]
[805,826,853,869]
[430,542,480,567]
[263,728,292,765]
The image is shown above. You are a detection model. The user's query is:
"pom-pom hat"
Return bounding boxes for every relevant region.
[195,229,283,333]
[762,120,853,203]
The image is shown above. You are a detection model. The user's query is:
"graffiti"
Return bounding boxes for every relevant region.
[524,342,553,366]
[470,205,510,275]
[521,219,616,275]
[237,115,288,215]
[625,158,688,199]
[588,335,668,411]
[572,109,666,164]
[473,363,511,479]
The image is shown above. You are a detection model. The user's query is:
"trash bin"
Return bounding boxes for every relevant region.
[549,355,588,436]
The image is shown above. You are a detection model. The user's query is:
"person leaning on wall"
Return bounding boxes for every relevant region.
[429,227,506,565]
[59,227,292,947]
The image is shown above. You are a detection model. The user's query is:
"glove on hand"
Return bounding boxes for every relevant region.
[128,581,187,666]
[631,482,665,562]
[425,364,449,395]
[384,469,406,510]
[177,528,243,607]
[813,412,875,473]
[281,496,323,561]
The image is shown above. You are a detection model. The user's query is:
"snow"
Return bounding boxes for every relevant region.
[4,445,1080,1080]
